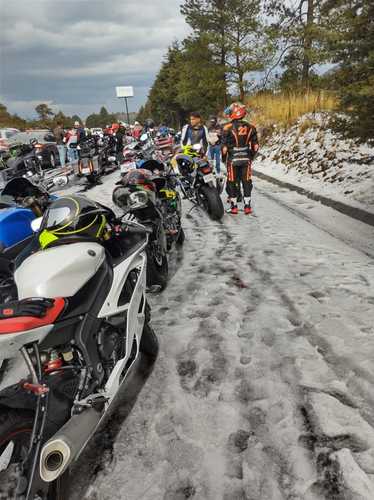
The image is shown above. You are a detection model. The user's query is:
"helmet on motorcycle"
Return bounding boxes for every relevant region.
[111,123,119,131]
[173,154,195,176]
[122,168,156,192]
[38,195,108,249]
[225,102,247,121]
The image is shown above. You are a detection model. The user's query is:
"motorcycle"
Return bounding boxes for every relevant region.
[0,206,158,499]
[98,135,120,174]
[140,159,184,251]
[74,138,104,185]
[120,142,143,177]
[0,178,54,251]
[172,145,224,221]
[0,140,44,185]
[112,169,169,291]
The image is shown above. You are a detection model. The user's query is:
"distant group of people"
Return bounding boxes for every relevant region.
[52,104,258,214]
[53,120,86,168]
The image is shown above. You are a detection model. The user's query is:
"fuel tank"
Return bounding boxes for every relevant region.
[15,242,105,299]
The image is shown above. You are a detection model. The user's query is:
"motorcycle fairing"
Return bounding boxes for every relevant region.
[0,324,53,359]
[0,298,65,334]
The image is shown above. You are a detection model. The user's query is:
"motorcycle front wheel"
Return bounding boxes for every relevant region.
[0,409,69,500]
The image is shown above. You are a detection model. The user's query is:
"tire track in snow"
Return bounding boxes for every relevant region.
[66,175,374,499]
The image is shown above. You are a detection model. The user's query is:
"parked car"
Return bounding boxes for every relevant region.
[0,128,20,151]
[7,130,59,168]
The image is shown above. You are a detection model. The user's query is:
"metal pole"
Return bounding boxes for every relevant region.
[124,97,130,125]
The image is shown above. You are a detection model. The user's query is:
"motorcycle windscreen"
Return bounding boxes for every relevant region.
[15,242,105,299]
[2,177,46,200]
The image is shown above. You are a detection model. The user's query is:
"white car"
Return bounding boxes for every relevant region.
[0,128,20,151]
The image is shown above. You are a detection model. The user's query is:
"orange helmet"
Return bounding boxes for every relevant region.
[225,102,247,121]
[111,123,120,131]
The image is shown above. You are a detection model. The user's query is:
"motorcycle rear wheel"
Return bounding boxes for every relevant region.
[200,185,224,221]
[0,409,69,500]
[146,246,168,291]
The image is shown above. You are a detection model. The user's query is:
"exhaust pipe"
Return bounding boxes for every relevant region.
[40,407,103,482]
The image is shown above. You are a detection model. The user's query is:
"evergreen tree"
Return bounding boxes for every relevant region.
[323,0,374,141]
[35,103,54,121]
[264,0,331,90]
[181,0,273,101]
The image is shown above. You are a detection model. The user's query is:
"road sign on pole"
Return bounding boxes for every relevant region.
[115,86,134,125]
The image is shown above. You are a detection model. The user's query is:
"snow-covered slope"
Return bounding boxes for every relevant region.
[258,114,374,209]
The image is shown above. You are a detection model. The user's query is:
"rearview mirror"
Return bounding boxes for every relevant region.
[31,217,43,232]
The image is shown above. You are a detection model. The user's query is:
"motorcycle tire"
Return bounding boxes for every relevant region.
[176,227,185,246]
[49,153,56,169]
[200,185,224,221]
[139,323,159,360]
[146,246,168,291]
[0,409,69,500]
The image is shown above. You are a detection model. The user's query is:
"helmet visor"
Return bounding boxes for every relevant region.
[44,206,71,229]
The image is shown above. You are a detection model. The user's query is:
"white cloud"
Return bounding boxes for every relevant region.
[0,0,190,117]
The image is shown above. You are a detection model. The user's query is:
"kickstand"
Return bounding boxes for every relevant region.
[186,204,199,218]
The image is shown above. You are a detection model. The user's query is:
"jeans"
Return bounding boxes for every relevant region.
[67,146,79,164]
[57,145,66,167]
[209,144,221,174]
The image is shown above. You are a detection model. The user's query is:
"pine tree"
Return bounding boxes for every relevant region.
[181,0,272,102]
[264,0,331,90]
[323,0,374,141]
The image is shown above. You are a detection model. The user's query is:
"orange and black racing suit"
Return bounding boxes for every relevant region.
[222,120,259,202]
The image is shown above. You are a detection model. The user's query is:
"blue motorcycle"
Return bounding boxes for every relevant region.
[0,177,54,250]
[0,178,56,302]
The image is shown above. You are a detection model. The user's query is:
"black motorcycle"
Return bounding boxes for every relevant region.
[98,135,120,173]
[112,169,169,291]
[140,159,184,250]
[173,151,224,221]
[75,137,104,185]
[2,140,44,183]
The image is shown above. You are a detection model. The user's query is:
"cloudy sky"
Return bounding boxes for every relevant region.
[0,0,190,119]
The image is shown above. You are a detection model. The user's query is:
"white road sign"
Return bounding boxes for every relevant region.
[116,86,134,98]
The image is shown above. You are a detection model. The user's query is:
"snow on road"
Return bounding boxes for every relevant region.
[62,171,374,500]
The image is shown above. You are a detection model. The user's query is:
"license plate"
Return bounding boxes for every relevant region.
[121,162,136,173]
[203,173,215,184]
[81,167,91,174]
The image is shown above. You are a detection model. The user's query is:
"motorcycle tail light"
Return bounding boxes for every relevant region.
[201,166,212,174]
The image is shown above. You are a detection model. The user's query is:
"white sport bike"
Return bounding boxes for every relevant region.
[0,208,158,499]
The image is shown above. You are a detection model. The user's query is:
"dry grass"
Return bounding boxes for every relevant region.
[247,91,338,129]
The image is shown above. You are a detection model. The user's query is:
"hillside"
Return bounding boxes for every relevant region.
[257,113,374,209]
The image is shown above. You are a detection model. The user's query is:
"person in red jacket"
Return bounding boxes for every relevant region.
[222,103,259,215]
[132,121,143,140]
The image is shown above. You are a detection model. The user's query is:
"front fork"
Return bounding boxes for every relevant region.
[16,343,50,500]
